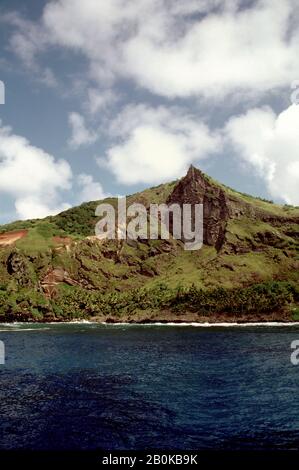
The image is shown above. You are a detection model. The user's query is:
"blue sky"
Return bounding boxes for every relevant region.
[0,0,298,223]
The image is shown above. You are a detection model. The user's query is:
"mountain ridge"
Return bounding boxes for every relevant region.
[0,165,298,322]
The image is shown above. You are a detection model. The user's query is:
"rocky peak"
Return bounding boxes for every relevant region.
[167,165,229,250]
[169,165,209,203]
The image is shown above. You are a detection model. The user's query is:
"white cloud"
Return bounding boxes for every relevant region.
[6,13,46,67]
[77,173,108,203]
[4,12,58,88]
[100,104,221,185]
[15,197,70,220]
[68,112,97,148]
[7,0,299,99]
[0,123,72,219]
[123,0,299,98]
[85,88,118,115]
[225,104,299,205]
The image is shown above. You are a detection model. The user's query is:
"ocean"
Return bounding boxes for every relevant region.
[0,322,299,451]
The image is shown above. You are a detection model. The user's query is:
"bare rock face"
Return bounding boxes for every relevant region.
[6,250,34,287]
[41,267,78,297]
[166,165,229,250]
[7,251,25,275]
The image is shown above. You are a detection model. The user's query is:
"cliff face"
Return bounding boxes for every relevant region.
[167,165,229,250]
[167,165,299,254]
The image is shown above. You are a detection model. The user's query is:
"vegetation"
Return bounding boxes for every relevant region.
[0,166,298,323]
[0,281,297,322]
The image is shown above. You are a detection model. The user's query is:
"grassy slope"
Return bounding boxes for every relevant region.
[0,172,298,295]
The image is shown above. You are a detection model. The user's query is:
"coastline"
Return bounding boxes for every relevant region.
[1,320,299,327]
[0,307,297,327]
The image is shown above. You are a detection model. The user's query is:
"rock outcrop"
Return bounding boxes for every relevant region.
[41,267,78,298]
[6,250,34,287]
[167,165,229,250]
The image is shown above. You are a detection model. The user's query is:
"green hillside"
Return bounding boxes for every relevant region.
[0,166,298,323]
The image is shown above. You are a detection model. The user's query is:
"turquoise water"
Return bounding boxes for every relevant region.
[0,323,299,450]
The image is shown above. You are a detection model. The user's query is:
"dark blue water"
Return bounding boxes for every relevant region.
[1,323,299,451]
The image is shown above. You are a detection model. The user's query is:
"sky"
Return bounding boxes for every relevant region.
[0,0,299,223]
